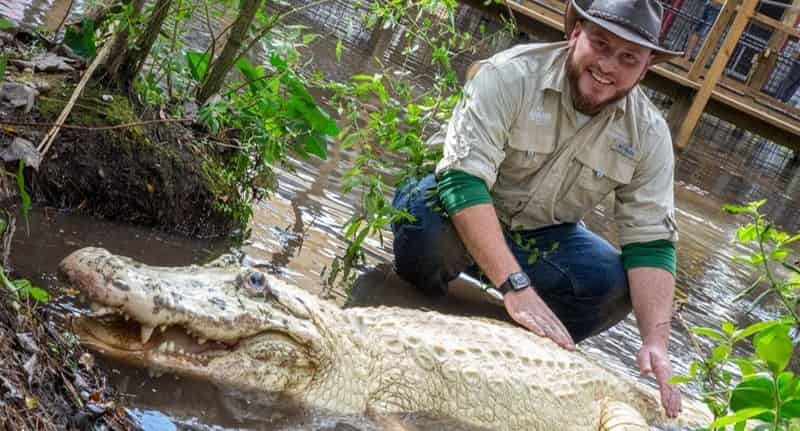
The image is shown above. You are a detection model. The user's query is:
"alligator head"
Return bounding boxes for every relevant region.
[62,247,373,412]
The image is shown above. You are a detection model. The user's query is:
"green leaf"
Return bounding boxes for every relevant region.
[738,224,757,243]
[63,19,96,59]
[711,345,731,363]
[782,399,800,419]
[778,372,797,399]
[735,359,757,377]
[750,253,765,265]
[691,326,727,342]
[335,40,342,63]
[722,321,737,336]
[730,377,776,413]
[770,248,790,261]
[783,232,800,245]
[16,160,30,234]
[747,199,767,211]
[302,33,318,45]
[287,96,339,137]
[732,320,784,343]
[298,134,327,160]
[668,375,694,384]
[754,325,793,375]
[710,407,771,428]
[186,51,210,81]
[0,54,6,83]
[22,286,50,303]
[722,203,752,215]
[0,18,15,30]
[234,58,265,91]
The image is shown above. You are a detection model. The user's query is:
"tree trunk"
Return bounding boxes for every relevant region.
[117,0,174,85]
[195,0,262,104]
[105,0,146,79]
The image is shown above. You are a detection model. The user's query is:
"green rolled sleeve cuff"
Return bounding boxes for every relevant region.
[621,239,676,276]
[436,169,493,215]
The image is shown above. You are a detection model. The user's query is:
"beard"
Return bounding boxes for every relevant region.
[565,49,639,115]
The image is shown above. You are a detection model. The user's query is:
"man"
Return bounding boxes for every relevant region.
[682,0,720,64]
[776,35,800,105]
[391,0,683,418]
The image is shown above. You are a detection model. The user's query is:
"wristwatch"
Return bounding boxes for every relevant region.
[496,272,531,296]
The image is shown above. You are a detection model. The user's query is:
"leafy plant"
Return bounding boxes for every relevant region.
[16,161,31,236]
[0,214,48,304]
[321,0,515,284]
[63,19,97,59]
[0,266,50,304]
[0,17,15,31]
[671,200,800,430]
[0,53,6,83]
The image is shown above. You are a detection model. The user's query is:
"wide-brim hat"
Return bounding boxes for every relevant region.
[565,0,683,64]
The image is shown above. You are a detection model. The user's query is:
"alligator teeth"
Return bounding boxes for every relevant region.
[90,304,118,316]
[160,325,167,333]
[197,338,207,345]
[141,325,156,344]
[166,341,175,353]
[124,314,130,321]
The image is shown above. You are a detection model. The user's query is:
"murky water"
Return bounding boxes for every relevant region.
[3,0,800,429]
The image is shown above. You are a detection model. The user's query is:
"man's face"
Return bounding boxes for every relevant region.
[566,21,654,114]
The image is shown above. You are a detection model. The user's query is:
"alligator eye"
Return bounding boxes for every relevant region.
[249,271,266,289]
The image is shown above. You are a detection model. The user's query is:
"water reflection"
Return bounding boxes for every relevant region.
[2,0,800,429]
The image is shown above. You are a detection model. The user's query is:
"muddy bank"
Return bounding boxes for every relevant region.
[1,29,240,238]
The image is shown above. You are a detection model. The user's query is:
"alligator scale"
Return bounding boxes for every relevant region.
[61,247,710,430]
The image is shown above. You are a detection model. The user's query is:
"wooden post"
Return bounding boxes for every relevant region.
[688,0,739,82]
[666,87,694,138]
[748,0,800,92]
[674,0,759,151]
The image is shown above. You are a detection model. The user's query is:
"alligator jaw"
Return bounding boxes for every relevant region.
[71,307,239,369]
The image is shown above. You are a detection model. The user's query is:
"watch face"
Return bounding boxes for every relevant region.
[509,272,531,290]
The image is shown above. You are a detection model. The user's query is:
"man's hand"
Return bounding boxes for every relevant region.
[503,288,575,350]
[638,341,681,418]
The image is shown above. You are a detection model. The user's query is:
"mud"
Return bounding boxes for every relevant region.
[1,32,239,238]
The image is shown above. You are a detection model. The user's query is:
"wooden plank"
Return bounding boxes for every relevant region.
[710,87,800,134]
[689,0,739,81]
[504,0,564,31]
[748,0,800,91]
[750,12,800,39]
[675,0,760,150]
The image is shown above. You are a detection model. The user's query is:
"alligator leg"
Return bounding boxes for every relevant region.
[598,400,649,430]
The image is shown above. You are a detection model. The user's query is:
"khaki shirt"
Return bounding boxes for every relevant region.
[433,42,678,246]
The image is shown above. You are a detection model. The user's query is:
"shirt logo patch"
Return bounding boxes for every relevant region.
[610,140,636,160]
[528,108,552,125]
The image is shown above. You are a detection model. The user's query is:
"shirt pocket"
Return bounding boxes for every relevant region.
[502,125,556,172]
[494,128,556,217]
[556,156,636,222]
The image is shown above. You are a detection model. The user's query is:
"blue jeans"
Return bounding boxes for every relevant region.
[391,174,632,342]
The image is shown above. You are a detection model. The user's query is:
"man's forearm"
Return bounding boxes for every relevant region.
[450,204,520,287]
[628,267,675,347]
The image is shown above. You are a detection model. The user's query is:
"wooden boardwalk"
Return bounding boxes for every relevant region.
[502,0,800,152]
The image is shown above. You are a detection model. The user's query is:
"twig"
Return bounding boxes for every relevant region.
[1,118,192,130]
[37,40,113,158]
[51,0,76,45]
[204,0,217,63]
[237,0,336,61]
